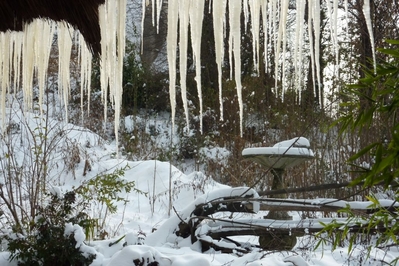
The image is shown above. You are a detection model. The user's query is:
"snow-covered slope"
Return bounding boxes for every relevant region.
[0,103,398,265]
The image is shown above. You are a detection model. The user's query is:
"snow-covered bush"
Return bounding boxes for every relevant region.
[75,165,144,239]
[4,192,96,266]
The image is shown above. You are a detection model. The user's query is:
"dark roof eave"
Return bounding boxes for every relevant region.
[0,0,106,56]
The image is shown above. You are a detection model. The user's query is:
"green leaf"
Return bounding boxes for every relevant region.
[348,142,379,162]
[385,39,399,45]
[378,48,399,57]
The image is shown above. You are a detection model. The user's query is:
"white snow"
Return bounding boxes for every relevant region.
[242,137,314,157]
[0,109,398,265]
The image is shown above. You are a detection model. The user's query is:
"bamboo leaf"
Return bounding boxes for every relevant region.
[348,142,379,162]
[378,48,399,57]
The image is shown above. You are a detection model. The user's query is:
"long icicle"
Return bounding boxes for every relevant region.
[179,0,190,132]
[280,0,289,98]
[313,0,321,99]
[362,0,376,73]
[189,0,205,134]
[261,0,268,72]
[36,21,54,116]
[229,0,243,136]
[308,0,316,104]
[248,0,261,75]
[166,0,179,130]
[213,0,227,121]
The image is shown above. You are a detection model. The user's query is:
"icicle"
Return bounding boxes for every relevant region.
[116,0,127,150]
[99,2,108,130]
[166,0,179,130]
[189,0,205,134]
[313,0,322,95]
[298,0,305,96]
[107,0,117,113]
[36,21,55,115]
[22,21,37,111]
[294,0,300,79]
[79,33,84,123]
[213,0,227,121]
[280,0,289,97]
[261,0,268,72]
[141,0,147,53]
[308,0,316,101]
[1,33,10,95]
[58,22,74,121]
[243,0,249,33]
[271,0,278,92]
[362,0,376,73]
[228,3,233,82]
[179,0,190,132]
[248,0,261,75]
[275,0,289,97]
[152,0,156,26]
[0,0,128,146]
[156,0,163,34]
[79,33,93,118]
[229,0,243,136]
[294,0,305,94]
[1,32,10,95]
[0,32,8,130]
[12,33,23,93]
[333,0,339,61]
[98,0,127,154]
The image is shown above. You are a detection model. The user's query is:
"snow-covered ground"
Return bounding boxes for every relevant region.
[0,104,398,265]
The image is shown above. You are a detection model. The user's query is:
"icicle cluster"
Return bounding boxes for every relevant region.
[58,22,74,120]
[0,22,46,118]
[0,0,126,153]
[0,0,376,140]
[99,0,127,153]
[156,0,376,136]
[79,33,93,121]
[162,0,206,133]
[0,19,57,127]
